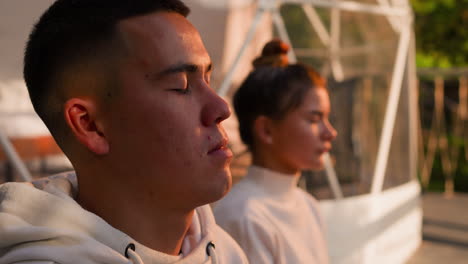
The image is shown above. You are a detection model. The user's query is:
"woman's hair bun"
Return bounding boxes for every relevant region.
[252,38,290,68]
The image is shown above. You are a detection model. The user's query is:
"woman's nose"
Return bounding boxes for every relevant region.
[322,120,337,141]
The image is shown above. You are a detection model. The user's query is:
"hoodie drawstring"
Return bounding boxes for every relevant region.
[124,241,217,264]
[125,243,144,264]
[206,241,218,264]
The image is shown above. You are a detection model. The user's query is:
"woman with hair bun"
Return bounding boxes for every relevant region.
[213,39,336,264]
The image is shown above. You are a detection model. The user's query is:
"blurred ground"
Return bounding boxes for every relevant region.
[407,192,468,263]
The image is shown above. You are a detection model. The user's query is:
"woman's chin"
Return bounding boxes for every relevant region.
[304,159,326,171]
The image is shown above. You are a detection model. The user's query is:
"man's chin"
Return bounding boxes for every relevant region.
[206,170,232,204]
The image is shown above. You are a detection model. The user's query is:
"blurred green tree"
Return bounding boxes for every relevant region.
[410,0,468,67]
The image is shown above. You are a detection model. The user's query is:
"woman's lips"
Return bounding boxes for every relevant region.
[318,147,331,154]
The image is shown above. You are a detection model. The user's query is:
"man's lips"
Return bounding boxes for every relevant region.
[207,137,234,161]
[208,138,229,154]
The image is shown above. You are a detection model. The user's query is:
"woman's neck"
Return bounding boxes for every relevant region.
[252,152,300,175]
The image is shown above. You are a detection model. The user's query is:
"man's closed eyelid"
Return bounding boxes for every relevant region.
[171,84,192,94]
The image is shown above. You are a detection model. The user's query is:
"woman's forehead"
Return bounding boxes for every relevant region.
[301,88,330,110]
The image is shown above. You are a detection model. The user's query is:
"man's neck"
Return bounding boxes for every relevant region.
[76,172,194,256]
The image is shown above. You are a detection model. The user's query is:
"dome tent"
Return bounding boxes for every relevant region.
[187,0,420,263]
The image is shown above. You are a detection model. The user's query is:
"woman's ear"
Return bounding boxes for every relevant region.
[253,115,274,145]
[63,98,109,155]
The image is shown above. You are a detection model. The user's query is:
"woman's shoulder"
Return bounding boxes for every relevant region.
[294,188,323,213]
[213,180,272,224]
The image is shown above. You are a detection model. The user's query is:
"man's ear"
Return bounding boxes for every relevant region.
[64,98,109,155]
[253,115,274,145]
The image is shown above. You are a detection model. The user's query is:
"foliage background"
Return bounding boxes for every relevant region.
[410,0,468,68]
[279,1,468,193]
[411,0,467,192]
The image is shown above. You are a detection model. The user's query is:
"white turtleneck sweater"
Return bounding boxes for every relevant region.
[213,165,329,264]
[0,172,248,264]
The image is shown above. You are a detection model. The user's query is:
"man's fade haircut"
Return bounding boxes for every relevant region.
[24,0,190,143]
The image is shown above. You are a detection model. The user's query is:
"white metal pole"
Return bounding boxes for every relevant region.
[285,0,409,16]
[375,0,403,33]
[302,4,331,47]
[370,20,411,194]
[407,30,418,183]
[0,131,32,182]
[330,8,344,81]
[218,8,266,97]
[324,153,344,199]
[271,9,297,63]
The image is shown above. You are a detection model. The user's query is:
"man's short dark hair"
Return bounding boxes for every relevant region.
[24,0,190,144]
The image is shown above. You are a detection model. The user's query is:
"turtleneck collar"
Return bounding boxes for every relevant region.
[245,165,300,197]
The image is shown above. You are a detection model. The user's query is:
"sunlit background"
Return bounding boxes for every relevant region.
[0,0,466,263]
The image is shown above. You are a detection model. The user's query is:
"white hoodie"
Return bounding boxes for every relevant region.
[213,165,329,264]
[0,173,248,264]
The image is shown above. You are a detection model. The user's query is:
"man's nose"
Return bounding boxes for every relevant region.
[201,87,231,127]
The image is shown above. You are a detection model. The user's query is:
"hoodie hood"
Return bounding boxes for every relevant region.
[0,173,247,264]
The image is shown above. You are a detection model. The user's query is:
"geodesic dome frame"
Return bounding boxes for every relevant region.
[189,1,420,263]
[197,0,417,200]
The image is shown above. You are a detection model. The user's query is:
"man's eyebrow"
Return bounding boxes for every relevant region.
[156,62,213,78]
